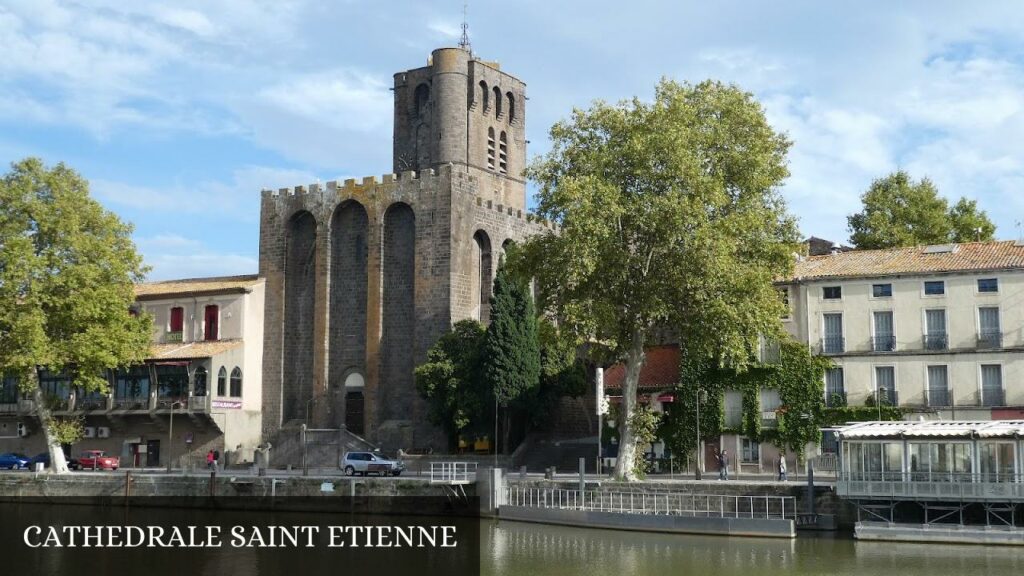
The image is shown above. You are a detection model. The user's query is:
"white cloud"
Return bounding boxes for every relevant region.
[93,165,320,221]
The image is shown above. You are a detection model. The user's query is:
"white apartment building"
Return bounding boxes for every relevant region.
[0,275,265,468]
[780,240,1024,420]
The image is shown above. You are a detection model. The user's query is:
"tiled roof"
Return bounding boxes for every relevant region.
[790,241,1024,281]
[604,345,680,390]
[149,340,244,360]
[135,275,262,299]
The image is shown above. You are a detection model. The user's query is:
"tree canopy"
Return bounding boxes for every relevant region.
[414,319,490,446]
[513,79,800,480]
[847,171,996,249]
[0,158,152,473]
[483,260,541,452]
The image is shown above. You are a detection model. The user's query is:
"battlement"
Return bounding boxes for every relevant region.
[474,196,558,231]
[260,168,441,200]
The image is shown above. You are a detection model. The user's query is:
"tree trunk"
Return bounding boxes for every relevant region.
[30,371,71,474]
[612,331,645,481]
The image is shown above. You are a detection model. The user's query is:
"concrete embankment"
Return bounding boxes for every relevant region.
[0,472,477,516]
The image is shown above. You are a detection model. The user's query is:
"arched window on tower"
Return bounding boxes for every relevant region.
[487,127,496,171]
[193,366,207,397]
[414,83,430,118]
[499,131,508,174]
[493,86,502,118]
[506,92,515,123]
[217,367,226,397]
[478,80,489,112]
[230,367,242,397]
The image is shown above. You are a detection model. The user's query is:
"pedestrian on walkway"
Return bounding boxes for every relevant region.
[206,450,214,470]
[717,450,729,480]
[778,456,787,481]
[213,449,220,471]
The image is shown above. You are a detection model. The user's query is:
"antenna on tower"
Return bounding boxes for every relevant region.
[458,2,472,54]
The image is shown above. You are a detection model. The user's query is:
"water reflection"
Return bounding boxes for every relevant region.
[484,519,1024,576]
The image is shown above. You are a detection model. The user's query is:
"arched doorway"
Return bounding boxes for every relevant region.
[344,372,365,435]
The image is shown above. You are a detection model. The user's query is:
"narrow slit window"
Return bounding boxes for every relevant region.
[487,127,496,170]
[499,131,508,174]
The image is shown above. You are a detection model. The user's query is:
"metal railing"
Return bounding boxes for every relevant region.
[981,387,1005,407]
[429,461,477,484]
[812,453,838,473]
[871,334,896,352]
[825,390,847,407]
[503,487,795,520]
[977,331,1002,349]
[112,397,148,411]
[924,333,948,351]
[927,388,951,407]
[838,471,1024,502]
[821,336,845,355]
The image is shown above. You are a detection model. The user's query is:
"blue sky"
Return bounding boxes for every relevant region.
[2,1,1024,280]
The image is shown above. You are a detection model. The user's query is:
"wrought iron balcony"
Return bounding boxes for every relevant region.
[875,388,899,406]
[872,334,896,352]
[977,331,1002,349]
[924,332,948,351]
[927,388,951,407]
[981,387,1005,407]
[826,390,847,407]
[821,336,845,355]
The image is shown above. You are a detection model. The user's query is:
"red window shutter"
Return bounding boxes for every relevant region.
[204,305,219,341]
[169,307,184,332]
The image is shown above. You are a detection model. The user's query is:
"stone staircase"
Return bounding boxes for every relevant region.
[264,423,379,469]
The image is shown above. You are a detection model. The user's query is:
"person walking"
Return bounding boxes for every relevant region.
[213,449,220,471]
[778,456,788,481]
[718,450,729,480]
[206,450,214,470]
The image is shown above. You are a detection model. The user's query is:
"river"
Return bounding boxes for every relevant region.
[3,502,1022,575]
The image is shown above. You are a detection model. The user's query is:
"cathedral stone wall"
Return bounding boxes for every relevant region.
[260,47,554,450]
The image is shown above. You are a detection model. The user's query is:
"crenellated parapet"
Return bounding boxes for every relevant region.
[260,168,442,201]
[472,195,558,231]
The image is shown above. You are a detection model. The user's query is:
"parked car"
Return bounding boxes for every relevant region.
[71,450,119,471]
[27,452,50,469]
[341,451,405,477]
[0,453,29,470]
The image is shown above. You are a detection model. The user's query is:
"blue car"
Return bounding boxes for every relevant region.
[27,452,50,469]
[0,453,29,470]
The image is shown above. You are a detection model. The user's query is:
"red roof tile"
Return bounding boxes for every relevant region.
[604,345,680,391]
[790,240,1024,281]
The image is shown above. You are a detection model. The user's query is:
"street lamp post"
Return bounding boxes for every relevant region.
[167,400,184,473]
[695,388,706,480]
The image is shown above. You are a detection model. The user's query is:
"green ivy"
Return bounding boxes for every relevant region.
[662,338,831,462]
[821,405,906,426]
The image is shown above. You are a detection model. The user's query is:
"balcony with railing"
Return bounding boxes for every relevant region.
[977,331,1002,350]
[871,334,896,352]
[874,389,899,406]
[821,335,845,355]
[981,387,1005,407]
[927,388,951,407]
[924,332,948,351]
[825,390,847,407]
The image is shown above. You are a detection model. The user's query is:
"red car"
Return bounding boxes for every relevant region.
[71,450,119,471]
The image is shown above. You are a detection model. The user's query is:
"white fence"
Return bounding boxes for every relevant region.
[504,486,795,519]
[430,462,478,484]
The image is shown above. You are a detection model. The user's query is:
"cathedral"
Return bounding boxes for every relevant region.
[258,46,552,449]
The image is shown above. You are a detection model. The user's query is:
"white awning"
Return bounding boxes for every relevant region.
[836,420,1024,440]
